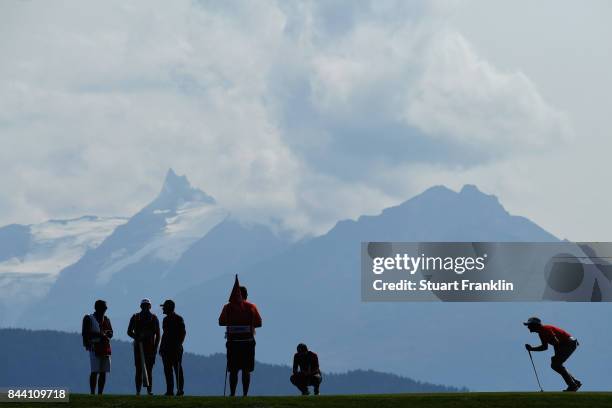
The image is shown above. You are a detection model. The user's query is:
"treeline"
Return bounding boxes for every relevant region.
[0,329,465,395]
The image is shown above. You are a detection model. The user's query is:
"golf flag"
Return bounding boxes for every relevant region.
[229,274,243,304]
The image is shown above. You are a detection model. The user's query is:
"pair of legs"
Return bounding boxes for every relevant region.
[134,349,155,395]
[88,352,110,395]
[226,340,255,396]
[290,373,322,395]
[161,350,184,396]
[228,369,251,396]
[89,372,106,395]
[551,340,580,390]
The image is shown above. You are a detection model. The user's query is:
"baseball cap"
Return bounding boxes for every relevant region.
[160,299,175,309]
[140,298,151,305]
[523,317,542,326]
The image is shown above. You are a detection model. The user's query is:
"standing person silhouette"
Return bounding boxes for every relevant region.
[218,276,262,396]
[127,298,160,395]
[81,299,113,395]
[159,299,186,396]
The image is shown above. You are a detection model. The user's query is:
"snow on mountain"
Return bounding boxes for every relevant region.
[0,215,127,326]
[20,169,292,335]
[0,216,127,276]
[96,202,228,285]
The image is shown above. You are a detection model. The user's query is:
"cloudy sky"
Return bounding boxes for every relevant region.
[1,0,611,239]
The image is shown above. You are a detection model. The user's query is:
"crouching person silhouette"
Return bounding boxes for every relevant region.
[290,343,322,395]
[81,299,113,395]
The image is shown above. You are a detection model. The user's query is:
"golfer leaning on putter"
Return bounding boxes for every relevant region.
[524,317,582,392]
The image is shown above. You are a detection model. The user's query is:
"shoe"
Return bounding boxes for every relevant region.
[176,391,184,396]
[301,389,310,396]
[314,387,320,396]
[563,382,581,392]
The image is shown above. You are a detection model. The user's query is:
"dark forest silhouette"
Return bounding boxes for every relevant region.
[0,329,465,395]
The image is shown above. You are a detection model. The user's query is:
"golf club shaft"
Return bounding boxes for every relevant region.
[223,365,228,396]
[528,350,544,392]
[139,341,150,388]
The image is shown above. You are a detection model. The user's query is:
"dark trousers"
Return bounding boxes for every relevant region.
[162,350,184,395]
[290,373,322,394]
[134,346,155,393]
[551,339,579,387]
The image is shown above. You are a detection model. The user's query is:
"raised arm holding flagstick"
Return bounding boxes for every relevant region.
[218,275,262,397]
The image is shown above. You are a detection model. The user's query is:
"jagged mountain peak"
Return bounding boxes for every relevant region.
[146,169,216,212]
[327,183,555,242]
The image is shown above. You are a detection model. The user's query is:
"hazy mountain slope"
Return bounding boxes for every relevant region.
[160,218,291,294]
[0,216,127,326]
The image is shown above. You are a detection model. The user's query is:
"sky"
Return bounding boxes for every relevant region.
[0,0,610,240]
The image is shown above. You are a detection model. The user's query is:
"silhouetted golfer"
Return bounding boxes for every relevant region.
[127,298,160,395]
[159,299,186,396]
[290,343,322,395]
[81,299,113,395]
[524,317,582,391]
[219,276,262,396]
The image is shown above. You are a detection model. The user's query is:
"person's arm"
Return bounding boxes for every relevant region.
[82,315,91,349]
[218,305,228,326]
[105,318,113,339]
[526,343,548,352]
[179,317,186,345]
[127,315,136,339]
[311,353,320,374]
[154,316,161,352]
[526,332,549,352]
[252,305,262,328]
[293,354,299,375]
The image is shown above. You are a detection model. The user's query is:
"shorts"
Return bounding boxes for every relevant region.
[226,340,255,372]
[89,351,111,373]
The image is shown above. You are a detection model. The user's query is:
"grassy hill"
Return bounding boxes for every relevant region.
[7,393,612,408]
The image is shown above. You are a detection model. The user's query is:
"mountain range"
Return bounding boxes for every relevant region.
[3,170,612,392]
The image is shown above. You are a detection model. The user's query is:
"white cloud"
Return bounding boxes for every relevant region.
[0,0,574,236]
[405,30,572,153]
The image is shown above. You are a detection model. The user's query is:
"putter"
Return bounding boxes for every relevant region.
[223,363,228,396]
[527,349,544,392]
[139,341,150,388]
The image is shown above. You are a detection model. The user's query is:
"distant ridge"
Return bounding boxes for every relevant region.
[0,328,465,395]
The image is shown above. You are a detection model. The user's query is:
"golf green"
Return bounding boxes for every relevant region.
[13,392,612,408]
